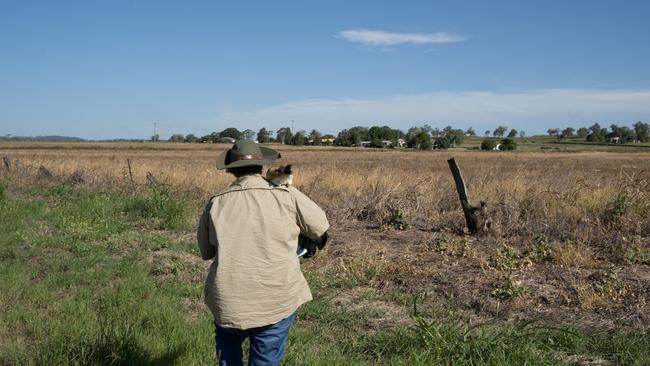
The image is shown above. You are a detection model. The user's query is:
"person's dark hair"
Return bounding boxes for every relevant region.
[226,165,263,177]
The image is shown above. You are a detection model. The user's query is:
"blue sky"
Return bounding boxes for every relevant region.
[1,0,649,139]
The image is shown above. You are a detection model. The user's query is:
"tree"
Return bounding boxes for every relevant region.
[405,127,433,148]
[185,134,199,143]
[493,126,508,137]
[444,128,466,146]
[547,128,560,138]
[411,131,432,149]
[406,127,423,144]
[368,126,388,146]
[292,131,306,145]
[434,136,451,149]
[608,124,635,143]
[507,129,518,138]
[200,132,219,143]
[242,129,256,141]
[465,127,476,136]
[519,131,526,138]
[257,128,272,143]
[347,125,404,147]
[219,127,242,140]
[308,129,322,145]
[577,127,589,139]
[586,123,607,142]
[499,138,517,150]
[169,133,185,143]
[634,121,649,142]
[480,139,497,150]
[335,126,368,146]
[484,130,491,137]
[276,127,293,144]
[431,128,441,137]
[561,127,575,139]
[150,134,160,142]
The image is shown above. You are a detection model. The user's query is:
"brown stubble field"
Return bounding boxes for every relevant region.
[2,141,650,333]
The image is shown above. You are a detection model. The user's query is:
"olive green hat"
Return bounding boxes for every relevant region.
[216,140,280,170]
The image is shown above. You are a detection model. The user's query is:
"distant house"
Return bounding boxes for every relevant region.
[494,143,502,151]
[359,141,372,147]
[397,138,406,148]
[322,137,335,144]
[381,140,393,147]
[609,137,620,144]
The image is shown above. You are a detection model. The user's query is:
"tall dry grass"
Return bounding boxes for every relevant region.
[3,142,650,333]
[2,144,649,258]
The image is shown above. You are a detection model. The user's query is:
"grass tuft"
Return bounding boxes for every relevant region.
[122,184,192,230]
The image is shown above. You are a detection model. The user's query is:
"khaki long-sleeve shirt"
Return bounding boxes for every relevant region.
[197,173,329,329]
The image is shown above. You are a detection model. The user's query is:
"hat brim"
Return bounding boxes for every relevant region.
[216,146,280,170]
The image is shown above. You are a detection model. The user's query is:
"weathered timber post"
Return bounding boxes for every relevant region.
[126,159,134,185]
[447,158,488,234]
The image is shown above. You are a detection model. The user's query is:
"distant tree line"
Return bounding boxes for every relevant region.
[545,122,649,143]
[162,124,480,150]
[159,121,648,150]
[163,127,337,146]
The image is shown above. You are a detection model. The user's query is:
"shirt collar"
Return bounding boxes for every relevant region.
[231,173,267,189]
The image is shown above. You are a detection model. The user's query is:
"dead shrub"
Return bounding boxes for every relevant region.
[554,241,598,268]
[574,283,607,310]
[37,165,54,180]
[67,169,89,184]
[601,171,650,231]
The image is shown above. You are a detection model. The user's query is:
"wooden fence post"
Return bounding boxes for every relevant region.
[126,159,134,185]
[447,158,488,234]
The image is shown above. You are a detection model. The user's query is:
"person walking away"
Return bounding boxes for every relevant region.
[197,140,329,366]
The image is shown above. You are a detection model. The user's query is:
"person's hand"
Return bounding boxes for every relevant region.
[299,231,329,259]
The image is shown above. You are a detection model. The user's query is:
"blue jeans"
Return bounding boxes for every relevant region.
[214,312,296,366]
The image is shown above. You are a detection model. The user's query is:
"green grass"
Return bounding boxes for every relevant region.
[0,182,209,365]
[1,180,648,365]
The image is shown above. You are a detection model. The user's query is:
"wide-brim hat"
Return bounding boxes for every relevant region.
[216,140,280,170]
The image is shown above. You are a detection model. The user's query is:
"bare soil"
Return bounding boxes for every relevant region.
[307,222,650,333]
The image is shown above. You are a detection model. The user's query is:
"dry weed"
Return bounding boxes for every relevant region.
[554,241,598,268]
[575,283,608,310]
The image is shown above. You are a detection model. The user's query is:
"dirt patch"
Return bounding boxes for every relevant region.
[144,249,209,284]
[563,354,612,366]
[308,222,650,333]
[330,288,411,331]
[180,297,211,321]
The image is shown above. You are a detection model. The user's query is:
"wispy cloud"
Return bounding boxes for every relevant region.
[338,29,466,46]
[214,89,650,135]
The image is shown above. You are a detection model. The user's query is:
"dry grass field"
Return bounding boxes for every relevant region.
[1,141,649,364]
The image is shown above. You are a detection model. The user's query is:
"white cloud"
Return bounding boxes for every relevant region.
[338,29,466,46]
[214,89,650,135]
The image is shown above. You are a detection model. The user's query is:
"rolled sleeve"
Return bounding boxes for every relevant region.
[197,201,217,260]
[290,187,330,240]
